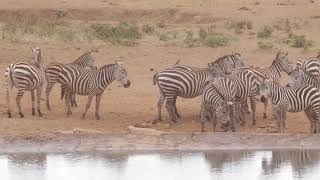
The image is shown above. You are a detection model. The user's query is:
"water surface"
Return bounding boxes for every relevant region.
[1,150,320,180]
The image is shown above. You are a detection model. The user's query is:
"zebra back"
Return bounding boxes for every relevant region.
[296,57,320,78]
[208,53,246,78]
[67,51,95,68]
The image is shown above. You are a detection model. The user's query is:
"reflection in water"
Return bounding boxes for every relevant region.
[0,150,319,180]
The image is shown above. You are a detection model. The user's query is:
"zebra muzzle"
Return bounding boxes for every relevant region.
[123,80,131,88]
[260,95,267,103]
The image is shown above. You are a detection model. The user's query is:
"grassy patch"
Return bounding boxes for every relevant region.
[257,41,273,50]
[257,26,273,38]
[141,24,155,34]
[227,20,253,34]
[203,33,229,47]
[290,34,313,49]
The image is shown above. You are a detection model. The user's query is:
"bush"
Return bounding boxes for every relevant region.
[257,41,273,49]
[141,24,155,34]
[290,35,313,49]
[204,34,229,47]
[257,26,273,38]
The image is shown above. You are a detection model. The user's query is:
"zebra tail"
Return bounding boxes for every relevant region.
[153,72,158,85]
[4,65,14,90]
[60,84,65,100]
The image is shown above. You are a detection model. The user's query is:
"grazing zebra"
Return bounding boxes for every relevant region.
[57,60,130,119]
[295,57,320,78]
[153,53,246,124]
[200,79,235,132]
[260,79,320,133]
[249,51,293,118]
[5,47,46,118]
[45,51,95,110]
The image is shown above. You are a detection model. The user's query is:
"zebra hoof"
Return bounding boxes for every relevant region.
[152,119,159,124]
[66,111,72,117]
[176,114,181,119]
[19,112,24,118]
[81,114,86,119]
[95,113,100,120]
[32,108,36,116]
[263,114,267,119]
[38,110,43,117]
[8,112,12,118]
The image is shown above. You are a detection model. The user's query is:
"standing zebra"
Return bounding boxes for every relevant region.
[57,60,130,119]
[208,53,246,76]
[260,79,320,133]
[5,47,46,118]
[295,57,320,78]
[200,82,232,132]
[248,51,293,118]
[153,53,246,124]
[45,51,95,110]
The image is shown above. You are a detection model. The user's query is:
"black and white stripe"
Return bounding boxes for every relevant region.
[200,82,232,132]
[5,47,46,118]
[153,66,212,123]
[260,79,320,133]
[296,57,320,78]
[45,51,95,110]
[250,51,293,118]
[57,61,130,119]
[208,53,246,77]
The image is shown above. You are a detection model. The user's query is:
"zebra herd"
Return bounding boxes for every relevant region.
[153,51,320,134]
[5,47,130,120]
[4,47,320,134]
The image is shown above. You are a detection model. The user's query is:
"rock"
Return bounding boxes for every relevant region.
[128,126,166,136]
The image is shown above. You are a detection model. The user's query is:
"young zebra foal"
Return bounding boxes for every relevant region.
[60,60,130,119]
[260,79,320,133]
[5,47,46,118]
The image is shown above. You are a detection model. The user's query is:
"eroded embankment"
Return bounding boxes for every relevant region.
[1,132,320,153]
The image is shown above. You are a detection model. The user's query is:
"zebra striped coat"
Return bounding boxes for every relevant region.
[200,82,232,132]
[45,51,95,110]
[248,51,293,118]
[57,61,130,119]
[5,47,46,118]
[260,79,320,133]
[153,53,246,124]
[296,57,320,78]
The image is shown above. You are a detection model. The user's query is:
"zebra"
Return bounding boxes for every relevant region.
[260,79,320,133]
[295,57,320,78]
[200,78,235,132]
[45,51,95,111]
[5,47,46,118]
[153,53,246,124]
[248,51,293,118]
[208,52,246,77]
[56,60,130,119]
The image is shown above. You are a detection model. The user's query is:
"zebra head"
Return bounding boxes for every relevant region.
[232,52,247,68]
[31,47,46,69]
[114,60,130,88]
[207,63,225,80]
[215,101,231,128]
[275,51,293,74]
[259,79,272,102]
[287,68,304,88]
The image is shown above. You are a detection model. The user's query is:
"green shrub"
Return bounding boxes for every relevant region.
[257,26,273,38]
[290,35,313,49]
[204,34,229,47]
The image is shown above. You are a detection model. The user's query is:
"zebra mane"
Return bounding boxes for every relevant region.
[99,63,116,70]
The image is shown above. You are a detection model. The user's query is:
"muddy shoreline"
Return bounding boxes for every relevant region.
[1,132,320,153]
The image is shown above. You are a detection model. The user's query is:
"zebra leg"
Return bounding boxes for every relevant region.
[81,95,94,119]
[200,104,208,132]
[305,107,316,134]
[16,89,25,118]
[245,99,251,114]
[6,79,12,118]
[249,96,257,125]
[31,90,36,116]
[154,93,165,124]
[95,93,103,120]
[263,98,268,119]
[173,96,181,119]
[64,86,72,116]
[72,94,78,107]
[165,98,178,123]
[212,111,217,132]
[45,80,54,111]
[36,84,43,117]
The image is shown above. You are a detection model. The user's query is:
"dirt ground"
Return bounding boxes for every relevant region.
[0,0,320,137]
